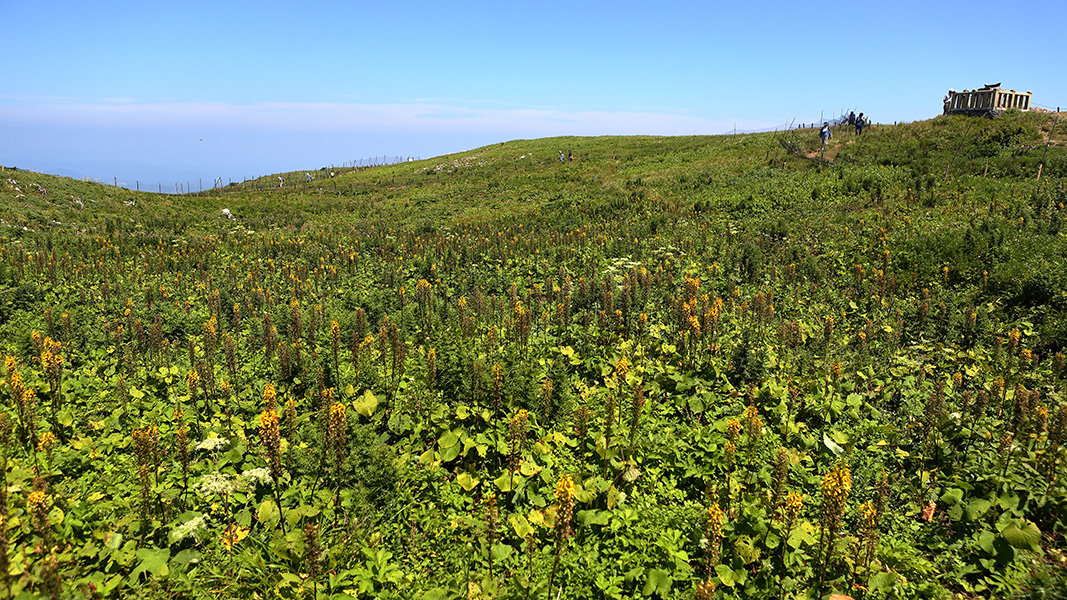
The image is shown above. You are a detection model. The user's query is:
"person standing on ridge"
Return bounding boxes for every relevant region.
[855,113,865,136]
[819,122,832,151]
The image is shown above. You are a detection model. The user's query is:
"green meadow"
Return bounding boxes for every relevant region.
[1,110,1066,599]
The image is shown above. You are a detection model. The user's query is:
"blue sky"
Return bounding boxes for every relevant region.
[3,0,1064,191]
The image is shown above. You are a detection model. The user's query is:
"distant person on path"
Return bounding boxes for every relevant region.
[305,173,312,183]
[855,113,865,136]
[278,176,284,188]
[848,111,856,128]
[559,151,565,163]
[819,122,832,150]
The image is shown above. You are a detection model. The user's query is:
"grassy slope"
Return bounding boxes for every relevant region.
[5,110,1065,339]
[1,110,1067,598]
[3,111,1062,230]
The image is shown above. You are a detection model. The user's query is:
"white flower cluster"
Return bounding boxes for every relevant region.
[197,472,238,497]
[196,436,230,452]
[170,515,207,542]
[240,467,273,486]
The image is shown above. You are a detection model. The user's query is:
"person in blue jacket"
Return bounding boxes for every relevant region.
[820,122,832,150]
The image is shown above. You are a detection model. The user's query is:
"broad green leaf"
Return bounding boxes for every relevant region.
[787,521,816,548]
[455,472,479,491]
[107,533,124,550]
[438,430,460,449]
[606,485,621,510]
[440,442,462,463]
[490,543,512,562]
[994,536,1016,565]
[822,432,844,456]
[941,488,964,505]
[298,504,321,518]
[688,396,705,413]
[997,492,1020,512]
[100,575,124,594]
[257,499,279,526]
[830,429,850,445]
[132,548,170,578]
[58,409,74,427]
[1001,519,1041,551]
[966,498,993,522]
[519,461,541,476]
[715,564,737,587]
[641,568,672,596]
[541,506,557,528]
[418,447,435,465]
[493,472,515,492]
[577,510,611,527]
[869,571,899,591]
[978,529,997,554]
[353,390,378,417]
[509,514,533,538]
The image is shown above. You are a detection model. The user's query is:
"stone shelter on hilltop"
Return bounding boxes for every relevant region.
[945,83,1032,116]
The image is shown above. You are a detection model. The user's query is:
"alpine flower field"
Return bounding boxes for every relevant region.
[1,112,1067,598]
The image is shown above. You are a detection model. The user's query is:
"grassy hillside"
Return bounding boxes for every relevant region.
[1,110,1067,599]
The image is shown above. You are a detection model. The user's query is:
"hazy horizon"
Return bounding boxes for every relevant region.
[4,0,1064,193]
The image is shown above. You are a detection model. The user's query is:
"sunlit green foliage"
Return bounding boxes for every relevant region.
[0,111,1066,598]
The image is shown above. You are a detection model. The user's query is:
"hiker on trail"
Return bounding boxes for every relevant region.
[819,122,832,150]
[278,176,284,188]
[855,113,865,136]
[559,151,565,163]
[305,173,312,183]
[848,112,856,127]
[567,151,573,162]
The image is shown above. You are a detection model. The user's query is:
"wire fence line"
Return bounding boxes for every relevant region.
[337,155,420,169]
[56,155,423,196]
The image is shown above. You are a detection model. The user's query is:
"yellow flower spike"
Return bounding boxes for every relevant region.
[783,492,804,521]
[706,502,724,539]
[554,473,576,504]
[28,490,48,512]
[726,419,741,441]
[37,431,57,452]
[860,500,877,531]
